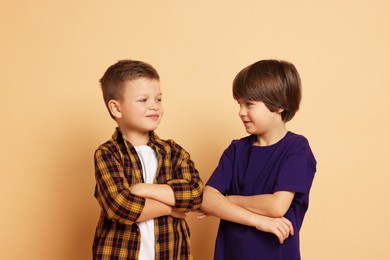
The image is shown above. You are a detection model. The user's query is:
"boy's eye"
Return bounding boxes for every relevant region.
[237,100,255,107]
[137,99,147,102]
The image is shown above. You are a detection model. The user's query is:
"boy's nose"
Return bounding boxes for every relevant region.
[149,102,159,110]
[238,107,246,116]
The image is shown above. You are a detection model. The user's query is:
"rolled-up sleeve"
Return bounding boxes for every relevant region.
[165,142,203,212]
[94,148,145,225]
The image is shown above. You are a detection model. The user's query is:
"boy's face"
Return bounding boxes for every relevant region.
[237,99,283,136]
[114,78,163,135]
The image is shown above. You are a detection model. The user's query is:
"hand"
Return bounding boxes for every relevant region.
[170,209,187,219]
[254,216,294,244]
[195,209,210,220]
[196,210,210,219]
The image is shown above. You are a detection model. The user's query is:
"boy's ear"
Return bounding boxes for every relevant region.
[277,108,284,114]
[108,100,122,119]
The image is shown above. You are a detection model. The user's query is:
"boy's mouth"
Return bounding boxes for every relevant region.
[242,120,253,127]
[146,114,159,119]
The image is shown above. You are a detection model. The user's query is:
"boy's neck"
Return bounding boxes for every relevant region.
[255,125,287,146]
[120,128,150,146]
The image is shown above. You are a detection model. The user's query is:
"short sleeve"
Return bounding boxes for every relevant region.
[273,154,315,195]
[206,148,234,195]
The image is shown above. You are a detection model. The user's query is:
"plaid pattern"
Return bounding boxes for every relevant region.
[93,128,203,259]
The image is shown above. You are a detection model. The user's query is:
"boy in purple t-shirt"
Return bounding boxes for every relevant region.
[199,59,316,260]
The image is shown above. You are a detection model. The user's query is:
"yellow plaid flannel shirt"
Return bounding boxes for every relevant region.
[93,128,203,259]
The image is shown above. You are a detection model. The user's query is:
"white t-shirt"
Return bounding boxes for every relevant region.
[134,145,158,260]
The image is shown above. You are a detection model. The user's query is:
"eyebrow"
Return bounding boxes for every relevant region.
[135,93,162,98]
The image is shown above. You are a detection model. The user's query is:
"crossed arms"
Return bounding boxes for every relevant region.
[94,145,203,225]
[199,185,295,244]
[130,183,186,222]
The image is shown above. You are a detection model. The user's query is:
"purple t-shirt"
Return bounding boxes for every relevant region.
[207,132,316,260]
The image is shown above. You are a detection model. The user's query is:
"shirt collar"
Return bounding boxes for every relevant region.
[112,127,166,155]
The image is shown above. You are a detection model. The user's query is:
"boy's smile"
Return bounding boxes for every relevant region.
[242,119,254,128]
[146,114,160,119]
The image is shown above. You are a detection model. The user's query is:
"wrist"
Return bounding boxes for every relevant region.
[248,212,267,231]
[167,205,176,216]
[247,212,258,228]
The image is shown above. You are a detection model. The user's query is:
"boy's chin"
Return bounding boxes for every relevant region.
[147,124,160,132]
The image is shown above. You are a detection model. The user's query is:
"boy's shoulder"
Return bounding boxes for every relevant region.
[96,138,118,151]
[284,131,309,145]
[228,132,312,155]
[284,132,316,167]
[223,135,256,156]
[283,131,313,151]
[94,129,124,156]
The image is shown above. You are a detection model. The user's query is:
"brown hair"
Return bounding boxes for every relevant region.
[232,59,301,122]
[99,59,160,118]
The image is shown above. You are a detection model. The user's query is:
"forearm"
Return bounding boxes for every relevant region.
[136,198,174,222]
[201,186,261,227]
[131,183,175,206]
[201,186,294,244]
[228,191,295,218]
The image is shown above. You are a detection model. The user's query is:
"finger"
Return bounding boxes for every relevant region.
[277,224,288,240]
[278,218,289,237]
[270,222,285,244]
[197,213,208,219]
[273,219,287,239]
[282,221,291,238]
[275,229,284,244]
[282,217,294,236]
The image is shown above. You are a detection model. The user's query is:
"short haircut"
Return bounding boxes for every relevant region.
[232,59,302,122]
[99,59,160,118]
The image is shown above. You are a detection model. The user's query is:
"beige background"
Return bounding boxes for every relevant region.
[1,1,389,259]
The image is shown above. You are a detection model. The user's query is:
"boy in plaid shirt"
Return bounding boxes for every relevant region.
[93,59,203,259]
